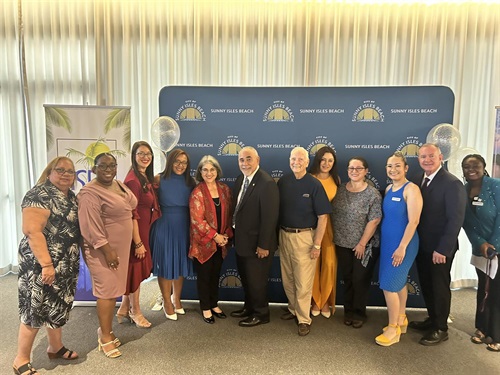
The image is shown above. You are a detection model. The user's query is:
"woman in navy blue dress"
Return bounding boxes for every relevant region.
[376,151,422,347]
[150,149,195,321]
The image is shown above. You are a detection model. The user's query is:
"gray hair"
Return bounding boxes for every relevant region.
[195,155,223,182]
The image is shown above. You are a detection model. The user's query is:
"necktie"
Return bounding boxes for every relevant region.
[233,177,249,226]
[421,177,430,192]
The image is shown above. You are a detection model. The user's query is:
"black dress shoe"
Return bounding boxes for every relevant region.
[409,318,433,331]
[230,308,250,318]
[419,329,449,346]
[203,315,215,324]
[239,316,270,327]
[211,309,227,319]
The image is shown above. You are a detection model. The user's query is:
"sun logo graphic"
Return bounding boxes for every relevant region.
[217,136,245,156]
[175,100,207,122]
[406,277,421,296]
[263,100,294,122]
[219,269,242,288]
[66,137,127,187]
[306,136,336,156]
[397,136,422,158]
[271,170,284,183]
[365,174,381,190]
[352,100,385,122]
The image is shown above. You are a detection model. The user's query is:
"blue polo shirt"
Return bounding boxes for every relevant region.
[278,173,332,228]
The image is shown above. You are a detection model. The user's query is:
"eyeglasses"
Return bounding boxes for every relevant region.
[53,168,75,176]
[347,167,366,172]
[136,152,153,158]
[201,168,217,174]
[96,163,118,171]
[173,160,188,166]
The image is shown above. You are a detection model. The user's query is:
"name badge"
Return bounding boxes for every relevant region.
[303,194,310,198]
[472,201,484,206]
[392,197,401,202]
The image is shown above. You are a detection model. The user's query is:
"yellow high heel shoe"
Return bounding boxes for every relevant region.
[383,314,408,334]
[376,324,401,347]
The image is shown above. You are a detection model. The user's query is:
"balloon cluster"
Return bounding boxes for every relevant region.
[426,123,478,179]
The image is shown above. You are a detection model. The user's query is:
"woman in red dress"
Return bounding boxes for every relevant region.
[116,141,160,328]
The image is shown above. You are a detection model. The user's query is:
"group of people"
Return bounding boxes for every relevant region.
[12,142,500,375]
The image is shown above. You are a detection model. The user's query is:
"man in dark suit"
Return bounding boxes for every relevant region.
[230,146,279,327]
[409,143,466,345]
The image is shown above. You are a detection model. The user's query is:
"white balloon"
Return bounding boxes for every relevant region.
[447,147,480,180]
[151,116,180,152]
[152,146,167,174]
[426,123,461,161]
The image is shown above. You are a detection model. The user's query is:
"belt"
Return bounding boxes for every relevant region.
[280,226,314,233]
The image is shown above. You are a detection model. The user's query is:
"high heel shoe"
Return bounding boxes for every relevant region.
[129,311,152,328]
[47,346,78,360]
[202,310,215,324]
[311,309,320,317]
[98,338,122,358]
[321,310,331,319]
[116,312,131,324]
[13,362,38,375]
[163,304,178,321]
[383,314,408,334]
[211,308,227,319]
[171,295,185,315]
[375,324,401,347]
[98,327,121,347]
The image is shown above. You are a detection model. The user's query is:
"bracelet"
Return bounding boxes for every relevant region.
[213,233,218,240]
[134,241,143,249]
[313,245,321,250]
[41,264,53,269]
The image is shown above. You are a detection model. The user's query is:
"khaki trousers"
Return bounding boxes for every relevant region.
[279,229,317,325]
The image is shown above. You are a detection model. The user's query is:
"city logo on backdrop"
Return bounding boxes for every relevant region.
[396,136,422,158]
[219,268,242,288]
[263,100,294,122]
[406,276,421,296]
[218,135,245,156]
[307,136,336,156]
[352,100,385,122]
[175,100,207,122]
[271,169,284,183]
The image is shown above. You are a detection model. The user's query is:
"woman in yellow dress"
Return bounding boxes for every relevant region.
[309,146,340,318]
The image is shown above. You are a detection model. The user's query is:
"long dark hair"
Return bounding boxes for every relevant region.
[131,141,154,192]
[161,148,195,187]
[309,146,340,186]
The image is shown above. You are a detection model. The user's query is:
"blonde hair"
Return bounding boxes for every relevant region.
[37,156,76,186]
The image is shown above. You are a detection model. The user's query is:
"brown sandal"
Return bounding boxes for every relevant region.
[13,362,39,375]
[47,346,78,360]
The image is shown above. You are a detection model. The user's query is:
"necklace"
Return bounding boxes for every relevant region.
[213,197,221,207]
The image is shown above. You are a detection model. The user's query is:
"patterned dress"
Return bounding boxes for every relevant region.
[18,180,80,329]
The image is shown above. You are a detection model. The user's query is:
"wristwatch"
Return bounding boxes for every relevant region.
[313,245,321,250]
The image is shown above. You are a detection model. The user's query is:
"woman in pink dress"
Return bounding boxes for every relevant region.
[78,153,137,359]
[115,141,160,328]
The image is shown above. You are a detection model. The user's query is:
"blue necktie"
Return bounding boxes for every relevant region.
[233,177,249,226]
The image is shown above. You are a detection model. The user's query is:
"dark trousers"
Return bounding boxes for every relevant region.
[476,267,500,343]
[236,253,272,319]
[336,245,379,321]
[193,248,223,311]
[415,250,455,331]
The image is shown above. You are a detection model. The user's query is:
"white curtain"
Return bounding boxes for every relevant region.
[2,0,499,285]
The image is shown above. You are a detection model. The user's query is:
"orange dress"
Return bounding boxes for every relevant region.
[311,176,338,311]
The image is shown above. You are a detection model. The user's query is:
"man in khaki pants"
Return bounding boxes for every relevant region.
[277,147,331,336]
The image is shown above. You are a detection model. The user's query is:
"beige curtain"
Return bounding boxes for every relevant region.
[1,0,499,283]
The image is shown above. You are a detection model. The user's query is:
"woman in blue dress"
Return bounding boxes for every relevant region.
[376,151,422,347]
[150,149,195,321]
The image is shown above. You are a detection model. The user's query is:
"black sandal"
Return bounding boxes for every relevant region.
[486,343,500,352]
[13,362,38,375]
[470,329,486,344]
[47,346,78,360]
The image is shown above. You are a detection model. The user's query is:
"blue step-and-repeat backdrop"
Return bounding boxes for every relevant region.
[159,86,454,307]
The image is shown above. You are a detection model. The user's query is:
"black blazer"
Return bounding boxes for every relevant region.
[410,167,466,257]
[232,168,279,257]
